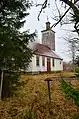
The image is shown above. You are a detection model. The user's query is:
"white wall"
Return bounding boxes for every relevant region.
[51,58,63,71]
[27,55,47,72]
[27,54,63,72]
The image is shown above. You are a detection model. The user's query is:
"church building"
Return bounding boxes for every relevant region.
[27,22,63,72]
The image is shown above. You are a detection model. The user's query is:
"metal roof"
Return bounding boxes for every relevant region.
[29,43,63,60]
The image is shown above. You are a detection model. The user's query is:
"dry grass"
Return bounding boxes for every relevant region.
[0,72,79,119]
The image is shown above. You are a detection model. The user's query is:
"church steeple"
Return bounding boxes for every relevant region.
[46,21,51,30]
[41,21,55,51]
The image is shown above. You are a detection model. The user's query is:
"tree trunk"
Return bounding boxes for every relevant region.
[0,70,4,100]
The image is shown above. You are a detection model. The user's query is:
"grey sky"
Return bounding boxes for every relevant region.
[21,0,75,62]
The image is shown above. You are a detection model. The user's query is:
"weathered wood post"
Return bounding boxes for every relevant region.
[0,70,4,100]
[44,78,52,113]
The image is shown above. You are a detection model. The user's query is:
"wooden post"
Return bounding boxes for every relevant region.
[45,78,52,113]
[0,70,4,100]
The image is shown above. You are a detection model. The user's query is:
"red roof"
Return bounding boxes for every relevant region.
[29,43,63,60]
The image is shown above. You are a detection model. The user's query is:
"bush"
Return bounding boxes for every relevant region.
[75,73,79,77]
[60,79,79,106]
[75,66,79,73]
[21,110,35,119]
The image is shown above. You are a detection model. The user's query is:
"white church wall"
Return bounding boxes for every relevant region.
[27,55,63,72]
[27,55,47,72]
[26,56,35,72]
[60,60,63,70]
[52,59,63,71]
[34,55,47,72]
[45,57,47,71]
[50,58,53,71]
[40,56,47,71]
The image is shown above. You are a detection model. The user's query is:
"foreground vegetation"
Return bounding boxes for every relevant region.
[0,72,79,119]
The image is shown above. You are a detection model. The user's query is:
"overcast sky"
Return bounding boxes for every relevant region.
[21,0,76,62]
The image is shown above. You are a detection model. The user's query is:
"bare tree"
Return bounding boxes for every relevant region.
[37,0,79,35]
[64,32,79,71]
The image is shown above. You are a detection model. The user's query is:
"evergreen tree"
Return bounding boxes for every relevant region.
[0,0,36,99]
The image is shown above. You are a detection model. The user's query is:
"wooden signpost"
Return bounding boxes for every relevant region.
[44,78,52,113]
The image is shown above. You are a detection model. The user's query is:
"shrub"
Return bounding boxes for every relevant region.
[22,110,35,119]
[75,66,79,73]
[60,79,79,106]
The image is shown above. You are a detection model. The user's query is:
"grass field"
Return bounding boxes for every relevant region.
[0,72,79,119]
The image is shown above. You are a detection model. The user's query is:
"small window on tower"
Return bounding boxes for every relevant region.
[52,58,54,67]
[36,55,39,66]
[60,61,61,64]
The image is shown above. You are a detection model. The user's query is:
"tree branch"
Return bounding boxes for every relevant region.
[51,7,70,28]
[37,0,48,20]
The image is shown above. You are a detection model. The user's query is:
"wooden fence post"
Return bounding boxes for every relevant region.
[44,78,52,113]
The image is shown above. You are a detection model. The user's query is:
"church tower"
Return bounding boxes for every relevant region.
[41,22,55,51]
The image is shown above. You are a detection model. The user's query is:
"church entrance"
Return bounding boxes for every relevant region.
[47,57,51,71]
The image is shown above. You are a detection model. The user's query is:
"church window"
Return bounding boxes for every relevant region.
[52,58,54,67]
[60,61,61,64]
[36,55,39,66]
[42,56,45,66]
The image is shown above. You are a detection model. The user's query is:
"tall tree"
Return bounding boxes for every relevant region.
[37,0,79,34]
[60,0,79,34]
[36,0,79,67]
[0,0,36,99]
